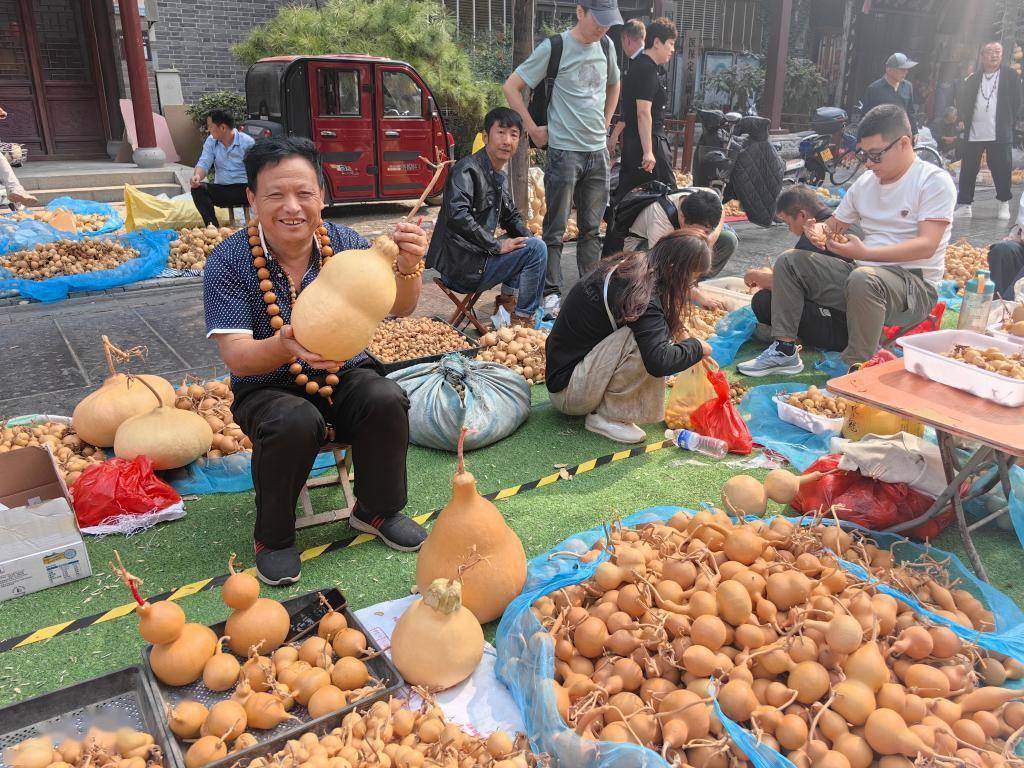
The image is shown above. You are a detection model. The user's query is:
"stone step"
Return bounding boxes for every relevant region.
[31,183,182,205]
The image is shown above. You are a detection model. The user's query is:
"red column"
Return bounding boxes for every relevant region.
[117,0,157,149]
[763,0,793,130]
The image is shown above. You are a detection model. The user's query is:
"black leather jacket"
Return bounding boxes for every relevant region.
[426,149,531,289]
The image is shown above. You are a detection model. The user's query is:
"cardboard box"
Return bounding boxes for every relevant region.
[0,446,92,602]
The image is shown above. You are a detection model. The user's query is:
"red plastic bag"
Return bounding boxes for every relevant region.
[689,366,753,454]
[791,455,953,540]
[883,302,946,342]
[71,456,181,529]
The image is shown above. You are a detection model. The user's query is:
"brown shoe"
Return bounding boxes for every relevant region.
[494,293,517,316]
[9,191,39,207]
[511,313,534,327]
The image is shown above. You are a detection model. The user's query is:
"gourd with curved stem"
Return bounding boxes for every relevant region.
[415,428,527,623]
[113,374,213,469]
[72,336,176,447]
[112,552,216,687]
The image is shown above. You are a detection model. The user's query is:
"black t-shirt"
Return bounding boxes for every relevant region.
[621,53,668,137]
[545,271,704,393]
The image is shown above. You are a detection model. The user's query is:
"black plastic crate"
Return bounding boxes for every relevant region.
[368,316,480,373]
[0,667,175,768]
[141,588,403,768]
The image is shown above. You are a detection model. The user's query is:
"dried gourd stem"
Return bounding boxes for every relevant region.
[228,553,240,575]
[126,372,165,407]
[405,156,453,222]
[110,551,146,607]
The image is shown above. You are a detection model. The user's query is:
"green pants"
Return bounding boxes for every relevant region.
[771,249,937,366]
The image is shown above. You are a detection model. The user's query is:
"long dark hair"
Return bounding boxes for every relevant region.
[590,229,713,340]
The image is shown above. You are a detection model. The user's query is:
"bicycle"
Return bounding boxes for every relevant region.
[795,107,863,187]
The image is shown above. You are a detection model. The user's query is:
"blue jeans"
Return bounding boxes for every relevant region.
[449,237,548,316]
[543,147,610,297]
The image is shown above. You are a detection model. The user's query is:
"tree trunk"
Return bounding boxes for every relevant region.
[510,0,535,218]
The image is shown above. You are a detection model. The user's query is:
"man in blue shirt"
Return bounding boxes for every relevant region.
[191,109,255,226]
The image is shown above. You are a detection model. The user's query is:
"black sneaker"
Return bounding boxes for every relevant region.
[254,542,301,586]
[349,504,427,552]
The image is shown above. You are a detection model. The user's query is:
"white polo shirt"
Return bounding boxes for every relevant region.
[834,158,956,286]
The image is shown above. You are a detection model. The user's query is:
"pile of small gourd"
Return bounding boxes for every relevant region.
[1014,45,1023,78]
[477,325,548,384]
[945,344,1024,380]
[535,505,1024,767]
[784,386,850,418]
[944,239,989,288]
[683,307,727,341]
[10,208,109,232]
[723,200,744,218]
[674,171,693,188]
[368,317,473,364]
[3,728,165,768]
[0,238,138,280]
[0,419,105,485]
[173,378,251,458]
[169,226,236,271]
[527,168,546,234]
[999,303,1024,338]
[241,698,544,768]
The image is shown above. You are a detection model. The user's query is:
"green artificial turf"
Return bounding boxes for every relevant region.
[0,337,1020,707]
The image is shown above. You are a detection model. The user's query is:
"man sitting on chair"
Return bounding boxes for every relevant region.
[191,109,255,227]
[204,137,430,585]
[427,108,546,325]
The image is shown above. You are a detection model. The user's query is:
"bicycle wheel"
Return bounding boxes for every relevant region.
[914,145,945,169]
[829,152,863,185]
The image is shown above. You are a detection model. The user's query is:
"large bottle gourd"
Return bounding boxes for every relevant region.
[416,430,527,624]
[290,236,399,361]
[113,378,213,470]
[72,336,176,447]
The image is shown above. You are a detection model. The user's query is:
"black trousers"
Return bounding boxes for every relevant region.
[957,140,1013,204]
[191,182,249,227]
[988,239,1024,300]
[231,368,410,549]
[615,131,674,204]
[751,288,849,352]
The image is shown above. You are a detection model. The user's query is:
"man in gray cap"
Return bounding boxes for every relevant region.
[862,53,918,135]
[503,0,622,315]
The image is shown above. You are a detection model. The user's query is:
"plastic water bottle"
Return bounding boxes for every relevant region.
[664,428,728,459]
[957,269,995,332]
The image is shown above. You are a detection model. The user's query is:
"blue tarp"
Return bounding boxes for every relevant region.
[738,383,835,471]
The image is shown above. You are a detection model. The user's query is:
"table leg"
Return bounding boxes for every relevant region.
[885,441,994,534]
[997,452,1015,500]
[939,431,988,582]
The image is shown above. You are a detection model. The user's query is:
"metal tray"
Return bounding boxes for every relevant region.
[368,316,480,373]
[0,667,174,768]
[142,588,403,768]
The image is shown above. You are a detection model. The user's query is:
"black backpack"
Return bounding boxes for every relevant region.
[602,181,688,256]
[527,33,612,147]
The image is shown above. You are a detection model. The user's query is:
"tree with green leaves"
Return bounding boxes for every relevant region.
[233,0,502,154]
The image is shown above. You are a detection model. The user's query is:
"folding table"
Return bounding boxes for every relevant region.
[827,359,1024,581]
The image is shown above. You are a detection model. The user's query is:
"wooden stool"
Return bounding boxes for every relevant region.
[432,276,488,335]
[296,444,355,528]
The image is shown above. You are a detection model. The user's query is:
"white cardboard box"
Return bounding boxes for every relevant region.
[0,446,92,602]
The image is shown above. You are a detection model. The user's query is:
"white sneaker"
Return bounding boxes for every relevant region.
[542,294,561,315]
[585,413,646,443]
[998,201,1011,220]
[954,204,973,218]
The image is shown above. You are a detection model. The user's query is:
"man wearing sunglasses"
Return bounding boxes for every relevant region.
[738,105,955,376]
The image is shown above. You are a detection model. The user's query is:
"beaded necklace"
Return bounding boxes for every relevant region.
[247,220,339,400]
[980,70,1000,113]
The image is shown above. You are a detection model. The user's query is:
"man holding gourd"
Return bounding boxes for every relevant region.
[203,137,431,585]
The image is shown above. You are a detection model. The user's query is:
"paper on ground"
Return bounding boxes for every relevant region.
[354,595,525,738]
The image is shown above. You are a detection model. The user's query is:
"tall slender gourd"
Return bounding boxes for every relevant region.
[415,429,527,623]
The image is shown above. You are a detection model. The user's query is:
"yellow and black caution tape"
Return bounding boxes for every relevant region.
[0,439,671,654]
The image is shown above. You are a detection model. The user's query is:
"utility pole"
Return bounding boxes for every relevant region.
[510,0,535,218]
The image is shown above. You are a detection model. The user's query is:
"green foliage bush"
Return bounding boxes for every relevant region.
[233,0,502,155]
[186,91,247,129]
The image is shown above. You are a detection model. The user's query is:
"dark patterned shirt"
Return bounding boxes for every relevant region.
[203,222,370,390]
